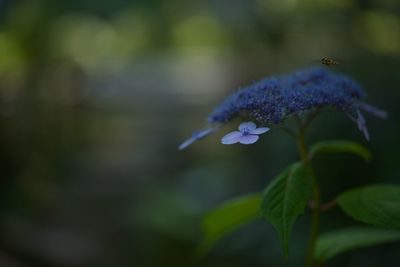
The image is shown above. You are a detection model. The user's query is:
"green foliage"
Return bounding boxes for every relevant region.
[315,227,400,262]
[337,184,400,229]
[260,163,312,256]
[308,140,371,161]
[198,193,261,255]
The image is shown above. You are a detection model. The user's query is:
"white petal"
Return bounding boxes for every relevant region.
[356,110,366,131]
[221,131,242,144]
[193,128,216,140]
[356,110,370,141]
[250,127,270,135]
[178,126,219,150]
[239,121,257,132]
[358,103,388,119]
[178,137,196,150]
[362,126,370,141]
[238,135,259,144]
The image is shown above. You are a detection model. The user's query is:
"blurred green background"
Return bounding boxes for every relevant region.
[0,0,399,266]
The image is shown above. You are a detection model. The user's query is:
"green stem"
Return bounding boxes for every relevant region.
[297,127,321,267]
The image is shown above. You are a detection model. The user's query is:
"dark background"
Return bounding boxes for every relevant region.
[0,0,399,266]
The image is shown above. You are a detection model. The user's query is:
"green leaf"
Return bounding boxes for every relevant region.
[198,193,261,255]
[337,184,400,229]
[315,227,400,262]
[260,163,312,256]
[309,140,371,161]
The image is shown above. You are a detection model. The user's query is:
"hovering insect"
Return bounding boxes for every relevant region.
[319,57,340,66]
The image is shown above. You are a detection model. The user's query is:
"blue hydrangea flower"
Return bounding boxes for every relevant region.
[208,67,366,124]
[179,67,386,149]
[221,121,270,145]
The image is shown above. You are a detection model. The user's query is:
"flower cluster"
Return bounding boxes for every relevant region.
[208,67,364,124]
[179,67,386,149]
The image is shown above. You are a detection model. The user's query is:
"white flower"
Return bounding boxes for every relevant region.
[221,121,270,145]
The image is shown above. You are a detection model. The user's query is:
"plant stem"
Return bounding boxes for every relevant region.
[312,199,336,212]
[296,127,321,267]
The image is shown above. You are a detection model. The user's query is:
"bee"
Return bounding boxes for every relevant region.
[319,57,340,66]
